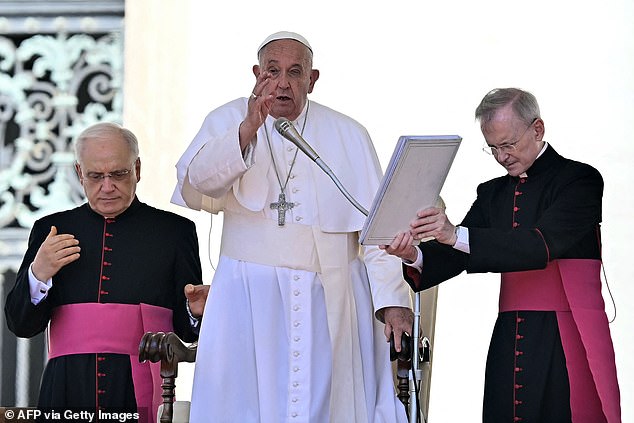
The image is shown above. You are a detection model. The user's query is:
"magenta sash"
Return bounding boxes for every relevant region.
[500,259,621,423]
[49,303,173,423]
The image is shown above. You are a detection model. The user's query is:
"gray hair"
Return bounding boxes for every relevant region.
[475,88,541,126]
[74,122,139,164]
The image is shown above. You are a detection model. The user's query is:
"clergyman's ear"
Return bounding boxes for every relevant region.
[135,157,141,182]
[533,118,545,141]
[75,163,84,183]
[308,69,320,93]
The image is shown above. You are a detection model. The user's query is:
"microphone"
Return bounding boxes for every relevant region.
[274,117,368,216]
[274,117,319,162]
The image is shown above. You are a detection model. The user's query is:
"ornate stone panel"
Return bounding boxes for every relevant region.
[0,0,124,406]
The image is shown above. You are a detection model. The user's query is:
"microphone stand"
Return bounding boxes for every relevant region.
[409,292,425,423]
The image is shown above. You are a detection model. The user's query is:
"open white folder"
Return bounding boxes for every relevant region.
[360,135,462,245]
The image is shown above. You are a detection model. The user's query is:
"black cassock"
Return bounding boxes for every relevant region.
[405,145,606,422]
[5,197,203,418]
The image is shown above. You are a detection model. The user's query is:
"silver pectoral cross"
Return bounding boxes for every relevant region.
[270,192,294,226]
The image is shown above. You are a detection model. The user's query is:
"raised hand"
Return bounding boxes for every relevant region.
[31,226,80,281]
[239,70,276,150]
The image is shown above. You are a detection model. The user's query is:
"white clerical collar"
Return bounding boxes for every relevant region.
[536,141,548,158]
[519,142,548,178]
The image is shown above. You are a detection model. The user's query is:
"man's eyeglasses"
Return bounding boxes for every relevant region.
[482,118,537,156]
[84,169,133,183]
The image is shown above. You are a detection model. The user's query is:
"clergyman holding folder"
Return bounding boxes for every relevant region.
[382,87,621,422]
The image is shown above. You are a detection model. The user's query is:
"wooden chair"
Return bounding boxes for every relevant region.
[138,332,197,423]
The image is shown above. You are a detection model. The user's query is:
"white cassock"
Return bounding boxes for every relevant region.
[172,98,411,423]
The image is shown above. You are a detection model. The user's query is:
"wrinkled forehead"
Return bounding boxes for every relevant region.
[77,136,136,167]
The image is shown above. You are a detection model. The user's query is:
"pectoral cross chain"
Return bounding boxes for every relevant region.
[270,192,294,226]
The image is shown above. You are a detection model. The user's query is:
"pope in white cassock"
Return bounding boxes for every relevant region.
[173,31,413,423]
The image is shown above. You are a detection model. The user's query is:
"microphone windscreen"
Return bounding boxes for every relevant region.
[274,117,319,161]
[274,117,291,135]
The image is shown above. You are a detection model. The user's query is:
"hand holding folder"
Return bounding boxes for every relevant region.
[360,135,461,245]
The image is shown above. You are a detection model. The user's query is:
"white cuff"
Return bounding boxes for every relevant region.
[242,140,256,168]
[453,226,470,254]
[403,247,423,272]
[186,299,200,328]
[28,264,52,305]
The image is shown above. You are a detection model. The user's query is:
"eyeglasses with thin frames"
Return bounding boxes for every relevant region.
[83,168,133,183]
[482,118,537,156]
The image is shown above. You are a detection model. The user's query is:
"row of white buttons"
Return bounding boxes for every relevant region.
[289,272,307,420]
